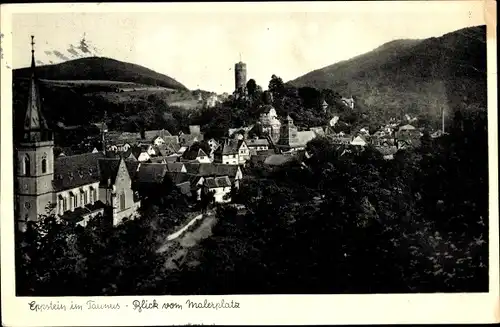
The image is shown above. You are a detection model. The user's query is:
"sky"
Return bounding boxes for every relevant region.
[11,2,486,93]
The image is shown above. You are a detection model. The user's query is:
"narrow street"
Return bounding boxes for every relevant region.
[157,211,217,270]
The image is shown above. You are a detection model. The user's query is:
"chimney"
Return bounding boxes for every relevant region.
[140,128,146,139]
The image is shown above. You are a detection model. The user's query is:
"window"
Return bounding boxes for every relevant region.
[84,190,88,204]
[24,155,30,176]
[63,198,68,212]
[120,193,126,211]
[71,193,77,209]
[41,158,47,174]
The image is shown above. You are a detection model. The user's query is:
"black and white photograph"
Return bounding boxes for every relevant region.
[1,1,498,325]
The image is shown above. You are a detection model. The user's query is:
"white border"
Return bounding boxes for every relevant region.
[1,2,498,326]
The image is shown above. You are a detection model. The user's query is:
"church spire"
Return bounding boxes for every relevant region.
[30,35,36,69]
[23,35,52,143]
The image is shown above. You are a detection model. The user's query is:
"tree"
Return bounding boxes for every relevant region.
[246,79,257,97]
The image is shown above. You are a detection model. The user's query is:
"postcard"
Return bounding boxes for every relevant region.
[1,1,498,326]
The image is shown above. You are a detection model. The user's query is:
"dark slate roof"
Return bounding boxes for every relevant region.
[136,163,168,184]
[125,160,141,179]
[182,148,208,161]
[162,136,180,144]
[246,138,269,147]
[145,129,172,141]
[131,146,148,159]
[166,162,185,172]
[149,157,166,164]
[59,200,107,223]
[97,158,122,187]
[53,152,104,192]
[184,163,240,178]
[215,139,244,155]
[205,176,231,188]
[165,171,192,185]
[179,133,203,146]
[165,155,180,163]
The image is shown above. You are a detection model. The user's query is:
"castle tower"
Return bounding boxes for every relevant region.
[15,36,55,230]
[234,60,247,93]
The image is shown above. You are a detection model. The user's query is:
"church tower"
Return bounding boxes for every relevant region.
[15,36,55,230]
[278,115,299,146]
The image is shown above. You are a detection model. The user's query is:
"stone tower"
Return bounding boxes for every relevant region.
[234,61,247,93]
[15,36,55,230]
[278,115,299,146]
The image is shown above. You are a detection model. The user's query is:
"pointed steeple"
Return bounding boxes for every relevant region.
[23,35,52,143]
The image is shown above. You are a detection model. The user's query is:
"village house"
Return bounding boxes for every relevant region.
[131,145,151,162]
[351,135,368,147]
[181,148,212,163]
[228,125,254,139]
[214,139,250,165]
[203,176,232,203]
[179,125,204,147]
[183,162,243,189]
[245,138,270,152]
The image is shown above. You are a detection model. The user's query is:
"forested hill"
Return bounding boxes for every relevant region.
[289,25,487,122]
[13,57,188,91]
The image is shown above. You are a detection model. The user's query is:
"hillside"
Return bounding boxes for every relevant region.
[14,57,188,91]
[289,25,487,123]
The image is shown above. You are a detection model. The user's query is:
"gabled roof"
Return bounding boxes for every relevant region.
[165,155,180,163]
[162,136,180,144]
[183,162,241,178]
[131,146,149,159]
[136,163,168,184]
[145,129,172,141]
[165,171,192,185]
[149,157,166,164]
[182,148,208,161]
[53,152,104,192]
[179,133,203,146]
[205,176,231,188]
[166,162,185,173]
[246,138,269,147]
[97,158,122,187]
[215,139,245,155]
[125,160,141,179]
[59,200,107,223]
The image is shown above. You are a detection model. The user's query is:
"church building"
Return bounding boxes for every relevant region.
[14,36,141,231]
